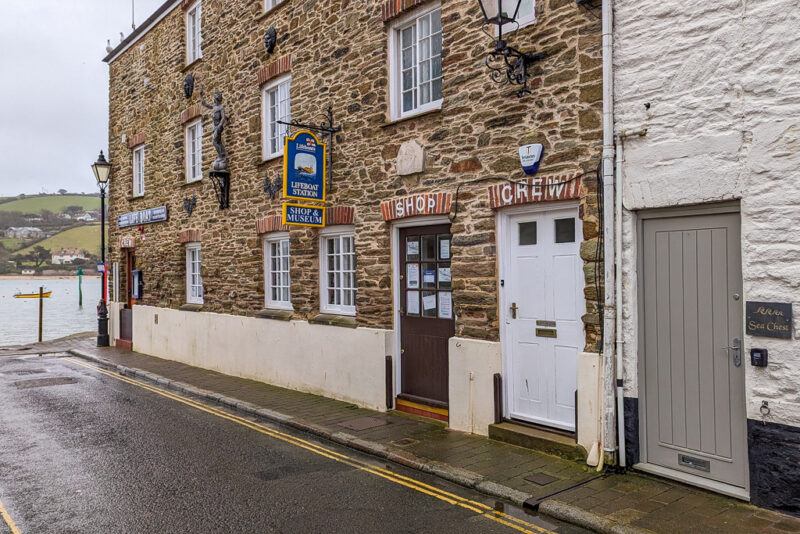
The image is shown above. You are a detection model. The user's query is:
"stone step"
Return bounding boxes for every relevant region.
[489,422,587,462]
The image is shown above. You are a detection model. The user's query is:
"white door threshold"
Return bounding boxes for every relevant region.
[633,462,750,501]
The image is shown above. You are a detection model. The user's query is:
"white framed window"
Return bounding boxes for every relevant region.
[186,1,202,64]
[497,0,536,35]
[320,227,356,315]
[185,119,203,182]
[264,233,292,310]
[264,0,285,11]
[186,242,203,305]
[389,4,443,121]
[262,75,291,160]
[132,145,145,197]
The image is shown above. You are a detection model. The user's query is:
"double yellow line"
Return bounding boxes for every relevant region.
[63,357,554,534]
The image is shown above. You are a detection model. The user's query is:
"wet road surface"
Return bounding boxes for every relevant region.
[0,354,589,533]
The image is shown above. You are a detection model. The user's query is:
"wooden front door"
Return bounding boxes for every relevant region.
[502,206,583,431]
[641,211,747,489]
[399,225,454,407]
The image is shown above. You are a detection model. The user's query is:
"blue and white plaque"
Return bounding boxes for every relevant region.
[519,143,544,176]
[282,203,325,228]
[283,131,326,202]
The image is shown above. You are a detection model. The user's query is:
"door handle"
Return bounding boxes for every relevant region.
[721,338,742,367]
[510,302,518,319]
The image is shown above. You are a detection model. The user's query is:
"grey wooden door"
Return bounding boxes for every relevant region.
[641,212,747,489]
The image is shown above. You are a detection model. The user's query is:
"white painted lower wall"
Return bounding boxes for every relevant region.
[108,301,123,344]
[577,351,602,454]
[131,305,394,411]
[448,337,501,436]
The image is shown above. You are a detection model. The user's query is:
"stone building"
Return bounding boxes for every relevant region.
[103,0,606,465]
[614,0,800,513]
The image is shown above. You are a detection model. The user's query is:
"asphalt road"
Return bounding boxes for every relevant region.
[0,354,588,534]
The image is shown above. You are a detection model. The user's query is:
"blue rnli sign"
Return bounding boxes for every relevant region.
[519,143,544,175]
[282,203,325,228]
[283,131,326,202]
[117,205,168,228]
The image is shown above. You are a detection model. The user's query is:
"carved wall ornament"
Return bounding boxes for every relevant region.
[183,194,197,216]
[397,140,425,176]
[263,174,282,200]
[264,27,277,54]
[183,74,195,99]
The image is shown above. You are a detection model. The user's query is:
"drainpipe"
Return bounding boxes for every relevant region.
[615,134,625,468]
[600,0,617,464]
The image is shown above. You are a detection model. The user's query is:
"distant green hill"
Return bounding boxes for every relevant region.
[15,225,102,257]
[0,195,100,214]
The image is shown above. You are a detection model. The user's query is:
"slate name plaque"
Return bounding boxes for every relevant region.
[118,206,168,228]
[746,301,792,339]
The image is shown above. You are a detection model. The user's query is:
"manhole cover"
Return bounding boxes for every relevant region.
[390,438,419,447]
[339,416,391,431]
[524,473,560,486]
[14,377,78,389]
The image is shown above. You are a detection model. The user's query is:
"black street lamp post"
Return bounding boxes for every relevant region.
[92,151,112,347]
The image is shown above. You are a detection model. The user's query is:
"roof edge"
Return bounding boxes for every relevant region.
[103,0,183,64]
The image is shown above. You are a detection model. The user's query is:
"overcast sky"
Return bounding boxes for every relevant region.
[0,0,166,196]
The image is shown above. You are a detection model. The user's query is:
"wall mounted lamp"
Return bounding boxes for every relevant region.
[477,0,547,97]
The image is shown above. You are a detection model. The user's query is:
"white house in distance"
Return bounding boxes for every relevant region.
[51,249,86,265]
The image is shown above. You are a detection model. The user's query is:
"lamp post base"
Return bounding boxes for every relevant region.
[97,299,110,347]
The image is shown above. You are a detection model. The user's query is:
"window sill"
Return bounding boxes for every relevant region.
[256,1,290,21]
[382,107,442,128]
[180,303,203,312]
[258,152,284,165]
[182,179,203,188]
[183,57,203,73]
[309,314,357,328]
[255,308,293,321]
[127,195,146,201]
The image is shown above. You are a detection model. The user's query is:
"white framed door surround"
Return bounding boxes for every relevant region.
[497,201,584,431]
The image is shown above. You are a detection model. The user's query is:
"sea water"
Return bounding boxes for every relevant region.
[0,278,102,345]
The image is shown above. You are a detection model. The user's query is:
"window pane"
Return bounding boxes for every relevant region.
[421,235,436,260]
[432,78,442,102]
[406,237,420,261]
[422,263,437,289]
[422,290,437,317]
[401,27,414,49]
[555,218,576,243]
[402,90,414,112]
[431,9,442,33]
[519,222,537,245]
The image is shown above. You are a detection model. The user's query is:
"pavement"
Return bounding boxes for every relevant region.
[7,334,800,534]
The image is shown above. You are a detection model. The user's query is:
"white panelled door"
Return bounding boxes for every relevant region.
[502,206,584,431]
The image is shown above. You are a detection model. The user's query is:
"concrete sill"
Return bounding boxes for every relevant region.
[181,179,203,188]
[256,0,290,21]
[308,314,357,328]
[126,195,146,201]
[255,309,293,321]
[179,304,204,312]
[381,108,442,129]
[182,57,203,73]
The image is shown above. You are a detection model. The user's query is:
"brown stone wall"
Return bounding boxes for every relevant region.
[107,0,603,350]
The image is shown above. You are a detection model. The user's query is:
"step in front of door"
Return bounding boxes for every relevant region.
[395,398,449,422]
[489,422,587,462]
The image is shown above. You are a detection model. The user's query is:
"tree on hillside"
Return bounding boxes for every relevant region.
[64,205,84,216]
[58,189,68,195]
[25,245,50,269]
